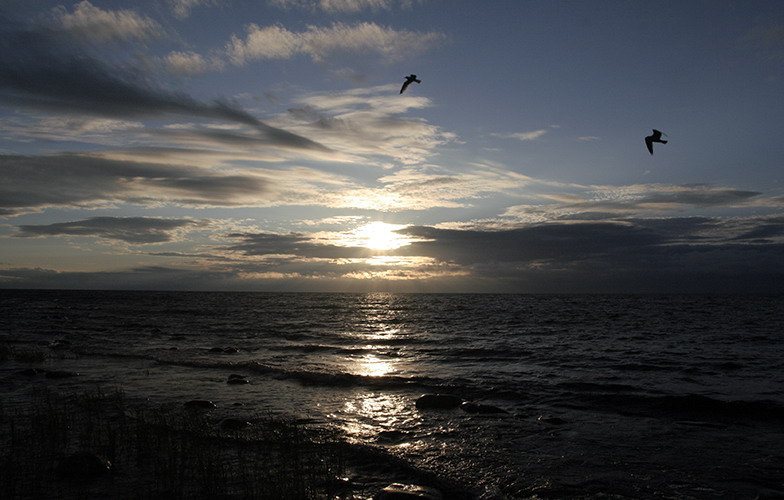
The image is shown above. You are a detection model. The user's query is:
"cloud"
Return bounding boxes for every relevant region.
[1,152,410,215]
[163,51,223,76]
[15,217,205,244]
[269,0,422,13]
[224,232,374,259]
[395,222,664,264]
[168,0,216,19]
[5,216,784,292]
[493,129,550,141]
[388,218,784,292]
[0,16,327,152]
[501,184,764,223]
[0,154,273,216]
[280,86,454,165]
[57,1,163,42]
[226,22,445,64]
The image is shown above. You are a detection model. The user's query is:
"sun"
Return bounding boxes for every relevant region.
[353,221,411,250]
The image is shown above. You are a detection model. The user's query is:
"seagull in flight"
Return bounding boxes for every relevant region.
[400,74,421,94]
[645,129,668,155]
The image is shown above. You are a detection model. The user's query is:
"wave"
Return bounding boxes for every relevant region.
[563,391,784,422]
[147,357,445,392]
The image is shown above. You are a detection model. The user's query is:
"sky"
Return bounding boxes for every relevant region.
[1,0,783,293]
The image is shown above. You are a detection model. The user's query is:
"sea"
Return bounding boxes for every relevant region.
[1,290,783,499]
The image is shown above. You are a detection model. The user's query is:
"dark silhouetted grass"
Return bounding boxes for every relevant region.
[0,388,349,499]
[11,346,47,363]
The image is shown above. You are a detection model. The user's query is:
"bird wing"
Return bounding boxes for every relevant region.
[651,129,662,140]
[645,136,654,154]
[400,81,411,94]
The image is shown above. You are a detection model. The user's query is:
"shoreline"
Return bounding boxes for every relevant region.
[1,351,481,500]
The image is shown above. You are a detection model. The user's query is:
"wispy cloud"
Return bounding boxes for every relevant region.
[280,85,453,165]
[493,129,550,141]
[269,0,423,13]
[15,216,205,244]
[224,232,374,259]
[56,1,163,42]
[501,184,765,223]
[0,13,327,152]
[0,154,272,216]
[168,0,215,19]
[163,51,223,76]
[226,22,445,65]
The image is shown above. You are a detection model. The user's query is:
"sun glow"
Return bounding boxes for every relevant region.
[347,221,414,250]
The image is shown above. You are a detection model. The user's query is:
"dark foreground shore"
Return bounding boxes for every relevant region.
[0,380,477,500]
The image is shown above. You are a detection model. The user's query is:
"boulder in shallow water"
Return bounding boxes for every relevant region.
[537,415,566,425]
[209,346,240,354]
[184,399,217,410]
[56,451,111,481]
[460,402,508,414]
[374,483,443,500]
[227,374,249,384]
[415,394,463,410]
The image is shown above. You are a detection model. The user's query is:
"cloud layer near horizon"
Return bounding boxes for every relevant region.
[4,215,784,292]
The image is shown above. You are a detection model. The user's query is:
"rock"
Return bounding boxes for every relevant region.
[56,451,111,481]
[537,415,566,425]
[460,402,508,414]
[45,370,79,379]
[374,483,443,500]
[184,400,217,410]
[227,374,249,384]
[208,347,239,353]
[415,394,463,410]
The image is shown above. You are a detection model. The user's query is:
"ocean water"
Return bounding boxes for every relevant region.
[1,290,783,499]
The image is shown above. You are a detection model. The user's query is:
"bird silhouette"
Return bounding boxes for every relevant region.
[400,74,421,94]
[645,129,668,155]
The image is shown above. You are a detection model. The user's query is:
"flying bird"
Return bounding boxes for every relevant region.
[645,129,668,155]
[400,74,421,94]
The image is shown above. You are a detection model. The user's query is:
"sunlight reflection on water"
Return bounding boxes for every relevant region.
[334,392,415,442]
[357,353,395,377]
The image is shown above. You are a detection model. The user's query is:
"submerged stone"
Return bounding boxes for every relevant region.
[537,415,566,425]
[415,394,463,410]
[184,399,217,410]
[227,374,249,384]
[460,402,508,414]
